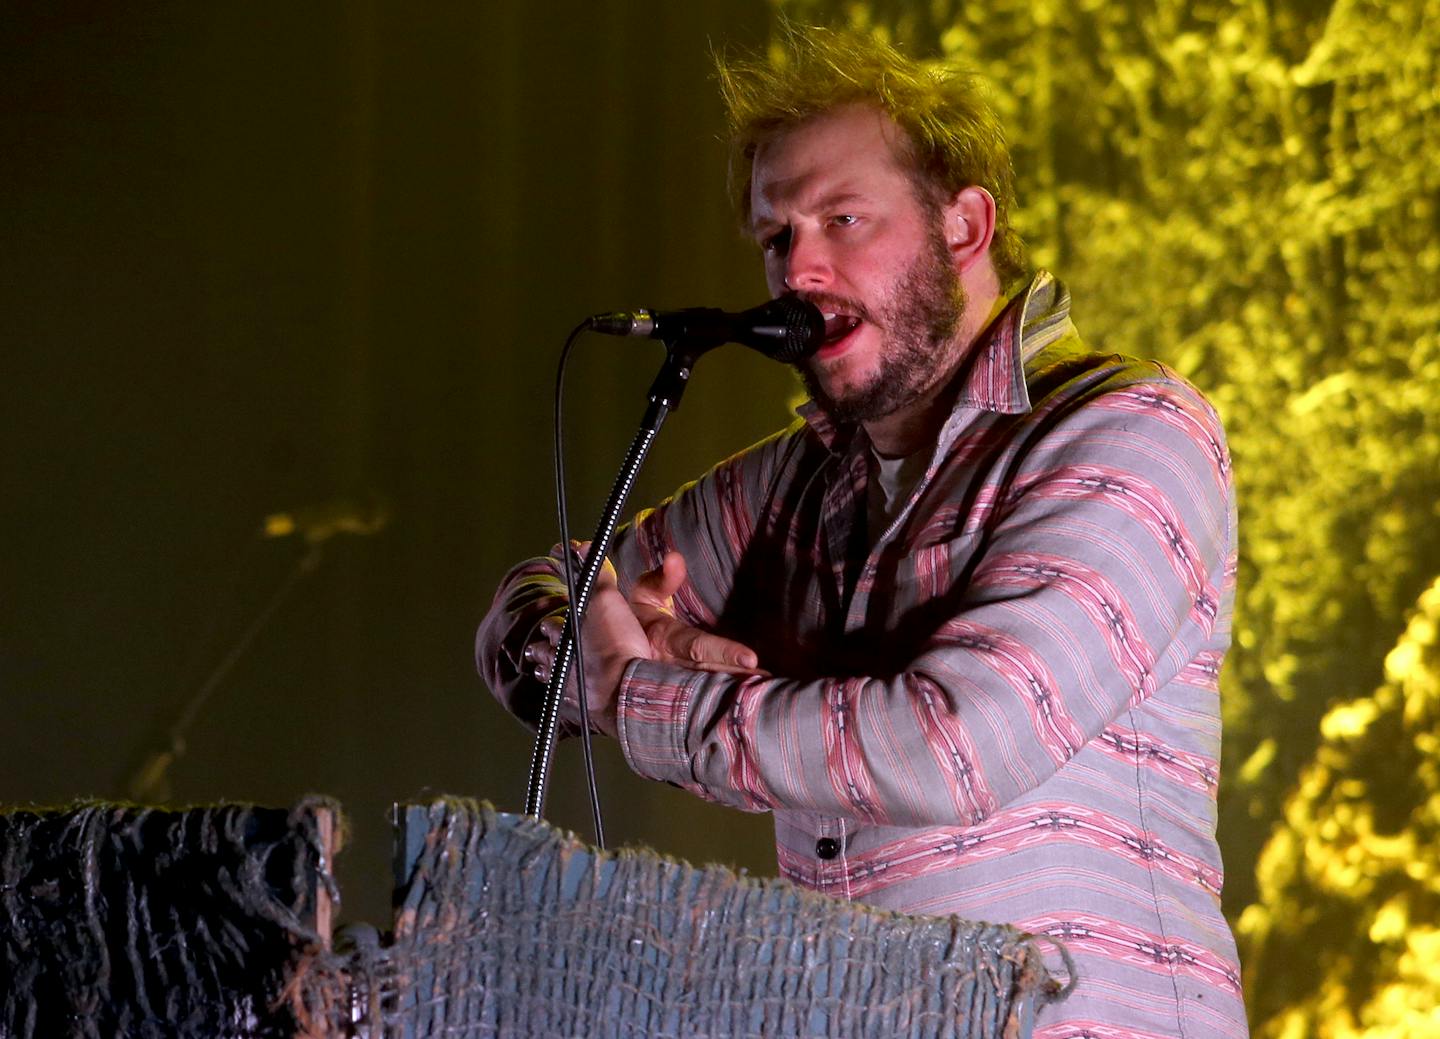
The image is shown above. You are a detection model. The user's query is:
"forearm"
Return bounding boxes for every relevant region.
[617,616,1187,828]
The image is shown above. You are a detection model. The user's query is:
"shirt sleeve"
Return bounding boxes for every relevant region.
[615,376,1235,827]
[473,545,580,734]
[474,424,800,734]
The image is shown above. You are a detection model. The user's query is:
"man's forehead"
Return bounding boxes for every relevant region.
[750,105,911,219]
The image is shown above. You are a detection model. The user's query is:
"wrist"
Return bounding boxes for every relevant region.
[602,655,645,740]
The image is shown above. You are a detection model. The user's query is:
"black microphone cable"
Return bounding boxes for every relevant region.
[553,319,607,850]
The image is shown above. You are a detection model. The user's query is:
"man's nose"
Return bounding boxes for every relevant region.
[783,230,832,292]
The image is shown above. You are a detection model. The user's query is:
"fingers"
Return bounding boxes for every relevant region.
[630,551,687,610]
[627,552,766,672]
[531,610,767,681]
[669,626,762,672]
[537,547,765,685]
[523,638,553,684]
[526,615,564,684]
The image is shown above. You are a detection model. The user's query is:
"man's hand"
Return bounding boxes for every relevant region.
[530,554,646,738]
[525,548,765,738]
[629,551,767,675]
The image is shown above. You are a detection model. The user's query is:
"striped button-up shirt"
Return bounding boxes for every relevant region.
[478,272,1247,1038]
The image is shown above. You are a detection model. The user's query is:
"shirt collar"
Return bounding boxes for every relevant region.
[797,270,1074,452]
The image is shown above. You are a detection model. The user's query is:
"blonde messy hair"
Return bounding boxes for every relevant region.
[716,22,1028,286]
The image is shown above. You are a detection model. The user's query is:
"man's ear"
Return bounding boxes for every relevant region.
[941,186,996,273]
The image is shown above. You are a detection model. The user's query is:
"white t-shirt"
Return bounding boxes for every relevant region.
[867,445,928,544]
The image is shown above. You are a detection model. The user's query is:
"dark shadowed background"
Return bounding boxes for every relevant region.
[1,2,795,926]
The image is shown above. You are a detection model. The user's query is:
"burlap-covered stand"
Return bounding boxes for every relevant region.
[1,799,1069,1037]
[0,800,338,1039]
[323,800,1068,1039]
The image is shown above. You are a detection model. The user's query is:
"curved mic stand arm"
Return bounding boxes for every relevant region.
[523,340,704,820]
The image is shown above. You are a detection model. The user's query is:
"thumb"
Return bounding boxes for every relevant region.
[631,551,687,609]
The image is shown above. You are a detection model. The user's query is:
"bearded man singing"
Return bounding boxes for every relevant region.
[477,25,1248,1039]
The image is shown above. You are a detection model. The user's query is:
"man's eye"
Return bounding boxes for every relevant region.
[762,228,791,255]
[831,214,858,227]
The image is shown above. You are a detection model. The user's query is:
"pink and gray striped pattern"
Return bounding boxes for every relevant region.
[478,272,1246,1037]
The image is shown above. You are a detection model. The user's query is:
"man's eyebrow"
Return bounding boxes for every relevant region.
[814,188,868,210]
[750,188,871,236]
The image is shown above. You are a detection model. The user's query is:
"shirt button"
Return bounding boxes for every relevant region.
[815,837,840,860]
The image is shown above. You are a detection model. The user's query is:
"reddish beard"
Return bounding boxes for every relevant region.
[797,227,964,425]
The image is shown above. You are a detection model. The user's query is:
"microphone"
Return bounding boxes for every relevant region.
[587,296,824,362]
[262,496,390,544]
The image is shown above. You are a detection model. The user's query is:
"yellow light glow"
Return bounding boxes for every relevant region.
[778,1,1440,1032]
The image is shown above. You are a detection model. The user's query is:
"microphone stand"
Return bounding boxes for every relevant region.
[523,339,703,819]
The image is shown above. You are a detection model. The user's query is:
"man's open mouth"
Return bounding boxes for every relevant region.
[821,312,862,345]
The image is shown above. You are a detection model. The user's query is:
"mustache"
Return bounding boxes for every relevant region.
[795,291,878,327]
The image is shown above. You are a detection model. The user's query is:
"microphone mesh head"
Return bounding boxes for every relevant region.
[765,296,826,362]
